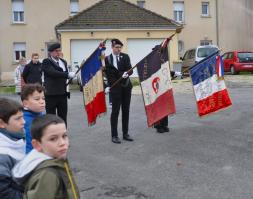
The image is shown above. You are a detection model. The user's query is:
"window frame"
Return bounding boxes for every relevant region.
[137,0,145,8]
[200,40,212,46]
[13,42,26,62]
[173,1,184,23]
[12,0,25,23]
[201,2,210,17]
[70,0,79,16]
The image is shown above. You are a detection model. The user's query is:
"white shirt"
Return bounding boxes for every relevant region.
[51,57,66,72]
[112,54,120,69]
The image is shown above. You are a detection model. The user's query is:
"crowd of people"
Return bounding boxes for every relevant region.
[0,39,177,198]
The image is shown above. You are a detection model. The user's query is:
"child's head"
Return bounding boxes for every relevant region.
[21,84,45,113]
[31,114,69,159]
[0,98,25,133]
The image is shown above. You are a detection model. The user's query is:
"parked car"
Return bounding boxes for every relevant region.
[222,51,253,75]
[181,45,219,75]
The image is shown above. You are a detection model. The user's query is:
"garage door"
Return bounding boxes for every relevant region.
[127,39,163,77]
[70,39,111,68]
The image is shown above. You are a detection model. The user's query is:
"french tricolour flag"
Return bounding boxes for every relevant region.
[136,42,176,127]
[81,42,107,125]
[190,51,232,117]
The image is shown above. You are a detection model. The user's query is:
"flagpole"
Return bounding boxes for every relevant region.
[67,38,108,85]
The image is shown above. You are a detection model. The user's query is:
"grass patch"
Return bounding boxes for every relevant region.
[69,83,81,91]
[0,86,15,93]
[131,77,140,87]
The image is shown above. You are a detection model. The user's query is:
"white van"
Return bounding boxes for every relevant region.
[181,45,219,75]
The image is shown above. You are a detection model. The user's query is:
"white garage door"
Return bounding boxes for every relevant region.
[127,39,163,77]
[70,39,111,68]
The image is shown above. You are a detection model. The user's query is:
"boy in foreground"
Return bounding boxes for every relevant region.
[0,98,26,199]
[21,84,45,153]
[13,114,80,199]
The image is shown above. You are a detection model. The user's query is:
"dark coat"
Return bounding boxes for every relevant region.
[22,61,42,84]
[0,155,23,199]
[42,57,69,96]
[105,53,133,93]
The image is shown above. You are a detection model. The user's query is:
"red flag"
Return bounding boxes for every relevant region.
[136,35,176,126]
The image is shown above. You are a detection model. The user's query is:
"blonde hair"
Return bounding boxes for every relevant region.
[31,53,39,58]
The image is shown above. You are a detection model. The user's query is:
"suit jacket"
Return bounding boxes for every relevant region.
[105,53,133,93]
[42,57,68,96]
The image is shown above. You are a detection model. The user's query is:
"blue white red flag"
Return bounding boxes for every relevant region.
[136,36,176,126]
[189,51,232,117]
[81,41,107,125]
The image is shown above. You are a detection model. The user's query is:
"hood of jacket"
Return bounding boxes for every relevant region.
[0,129,25,161]
[12,149,52,184]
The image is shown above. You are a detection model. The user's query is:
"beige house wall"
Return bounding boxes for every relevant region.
[0,0,72,80]
[217,0,253,52]
[0,0,252,80]
[59,30,178,68]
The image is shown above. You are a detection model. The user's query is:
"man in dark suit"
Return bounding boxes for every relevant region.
[105,39,134,144]
[42,42,75,124]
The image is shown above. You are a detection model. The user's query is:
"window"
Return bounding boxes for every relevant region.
[12,0,24,23]
[13,43,26,61]
[222,53,228,59]
[201,2,209,16]
[228,52,234,59]
[137,0,145,8]
[70,0,79,16]
[189,50,196,59]
[178,40,184,53]
[200,40,212,46]
[173,2,184,23]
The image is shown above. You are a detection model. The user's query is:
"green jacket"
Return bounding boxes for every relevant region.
[23,159,80,199]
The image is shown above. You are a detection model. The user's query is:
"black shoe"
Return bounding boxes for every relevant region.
[156,128,165,133]
[163,126,170,132]
[123,134,134,141]
[112,137,121,144]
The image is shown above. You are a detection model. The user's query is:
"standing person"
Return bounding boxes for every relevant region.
[23,53,42,85]
[14,57,27,94]
[21,84,45,153]
[105,39,134,144]
[12,114,80,199]
[154,71,181,133]
[0,98,25,199]
[42,43,75,124]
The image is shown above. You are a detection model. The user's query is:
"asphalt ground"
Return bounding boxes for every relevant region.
[1,78,253,199]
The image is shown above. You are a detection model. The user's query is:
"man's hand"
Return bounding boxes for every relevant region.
[175,71,182,77]
[105,87,110,94]
[122,72,129,79]
[68,72,76,79]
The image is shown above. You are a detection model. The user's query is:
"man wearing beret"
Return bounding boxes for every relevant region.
[42,42,75,124]
[105,39,134,144]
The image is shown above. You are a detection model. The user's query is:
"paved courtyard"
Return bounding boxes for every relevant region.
[1,75,253,199]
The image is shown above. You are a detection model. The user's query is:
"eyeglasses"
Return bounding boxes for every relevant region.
[113,46,122,49]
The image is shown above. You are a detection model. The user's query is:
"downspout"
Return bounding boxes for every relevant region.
[215,0,219,47]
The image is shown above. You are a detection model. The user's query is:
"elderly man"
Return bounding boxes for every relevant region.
[42,42,75,124]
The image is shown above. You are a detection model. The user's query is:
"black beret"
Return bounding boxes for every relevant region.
[48,42,61,52]
[111,39,123,46]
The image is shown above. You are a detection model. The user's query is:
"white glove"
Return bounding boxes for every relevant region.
[175,71,182,77]
[105,87,110,94]
[122,72,129,79]
[68,72,76,79]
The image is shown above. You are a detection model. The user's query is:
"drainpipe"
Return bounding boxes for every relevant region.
[215,0,219,47]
